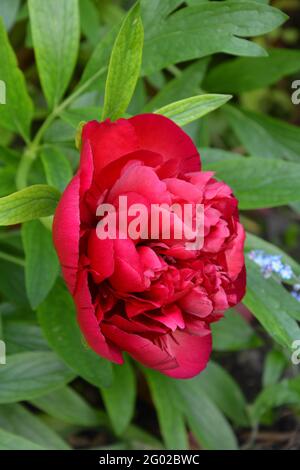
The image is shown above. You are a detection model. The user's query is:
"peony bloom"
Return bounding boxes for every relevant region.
[53,114,246,379]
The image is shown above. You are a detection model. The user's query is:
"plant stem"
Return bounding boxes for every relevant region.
[16,67,107,190]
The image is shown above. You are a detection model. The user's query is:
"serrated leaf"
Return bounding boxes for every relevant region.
[0,17,33,140]
[0,351,74,403]
[28,0,80,109]
[142,1,287,75]
[156,94,231,127]
[22,220,59,309]
[0,185,60,226]
[102,3,144,121]
[38,280,113,388]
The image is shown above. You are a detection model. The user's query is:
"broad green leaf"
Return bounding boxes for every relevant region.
[0,428,45,450]
[196,362,249,426]
[28,0,80,109]
[251,376,300,423]
[0,17,33,140]
[41,147,72,193]
[31,386,105,427]
[100,361,136,436]
[0,0,21,31]
[224,105,300,162]
[38,280,113,388]
[0,168,16,197]
[143,59,209,112]
[0,403,69,450]
[0,351,74,403]
[175,377,238,450]
[244,260,300,349]
[0,261,28,307]
[204,49,300,93]
[22,220,59,309]
[262,350,288,388]
[143,369,188,450]
[142,2,287,75]
[102,3,144,121]
[207,157,300,209]
[0,185,60,226]
[141,0,182,35]
[212,309,262,351]
[156,94,231,127]
[201,147,242,167]
[3,320,49,354]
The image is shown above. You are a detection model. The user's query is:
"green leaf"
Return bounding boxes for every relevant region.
[0,17,33,140]
[207,157,300,209]
[3,320,49,354]
[224,105,300,162]
[0,261,29,307]
[143,369,188,450]
[212,309,262,351]
[204,48,300,93]
[102,3,144,121]
[0,351,74,403]
[0,403,69,450]
[28,0,80,109]
[41,147,72,193]
[251,376,300,423]
[175,377,238,450]
[142,1,287,75]
[0,428,45,450]
[143,59,209,113]
[0,168,16,197]
[100,361,136,436]
[31,386,105,427]
[38,280,113,388]
[0,0,21,31]
[22,220,59,309]
[262,350,288,388]
[196,361,249,427]
[0,185,60,226]
[244,260,300,349]
[156,94,231,127]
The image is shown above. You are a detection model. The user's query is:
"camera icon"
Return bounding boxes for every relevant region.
[0,80,6,105]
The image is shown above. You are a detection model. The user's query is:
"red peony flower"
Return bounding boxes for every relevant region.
[53,114,246,379]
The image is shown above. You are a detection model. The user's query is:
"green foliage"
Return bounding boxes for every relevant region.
[0,0,299,451]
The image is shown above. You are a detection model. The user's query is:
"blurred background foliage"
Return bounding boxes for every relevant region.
[0,0,300,450]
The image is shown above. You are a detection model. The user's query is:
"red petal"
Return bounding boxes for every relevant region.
[74,269,122,363]
[130,113,201,173]
[53,175,80,294]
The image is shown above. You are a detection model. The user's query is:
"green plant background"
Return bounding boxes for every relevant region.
[0,0,300,450]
